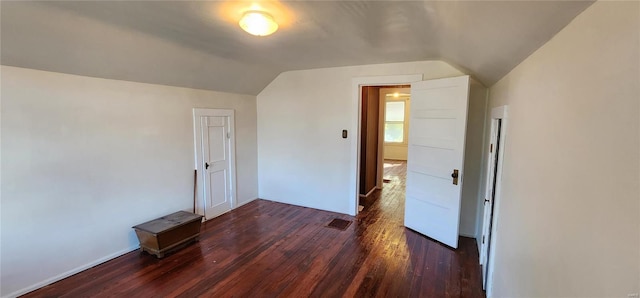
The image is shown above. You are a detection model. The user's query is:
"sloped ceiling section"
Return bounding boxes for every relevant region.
[1,1,593,95]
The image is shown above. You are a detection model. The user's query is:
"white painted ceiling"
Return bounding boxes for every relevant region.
[1,1,594,95]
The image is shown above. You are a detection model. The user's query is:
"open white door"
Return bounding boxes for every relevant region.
[404,75,470,248]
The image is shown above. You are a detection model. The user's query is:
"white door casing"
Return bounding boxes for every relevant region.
[193,109,237,220]
[480,105,507,293]
[480,119,500,285]
[404,75,470,249]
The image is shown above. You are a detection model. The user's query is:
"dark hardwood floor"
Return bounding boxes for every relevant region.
[23,160,485,297]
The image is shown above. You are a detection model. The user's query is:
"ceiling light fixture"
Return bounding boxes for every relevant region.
[239,10,278,36]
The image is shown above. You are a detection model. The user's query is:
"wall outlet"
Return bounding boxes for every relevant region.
[628,293,639,298]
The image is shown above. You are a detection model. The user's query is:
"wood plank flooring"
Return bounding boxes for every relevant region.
[23,160,485,297]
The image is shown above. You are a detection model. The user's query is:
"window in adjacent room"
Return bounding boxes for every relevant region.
[384,100,408,143]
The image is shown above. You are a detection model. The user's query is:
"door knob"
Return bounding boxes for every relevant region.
[451,169,459,185]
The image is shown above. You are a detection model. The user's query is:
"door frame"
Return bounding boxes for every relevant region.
[350,74,423,216]
[192,108,238,219]
[479,105,508,296]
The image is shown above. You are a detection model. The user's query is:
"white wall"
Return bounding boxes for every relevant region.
[485,1,640,297]
[383,144,408,161]
[0,66,258,297]
[460,79,488,238]
[256,61,488,227]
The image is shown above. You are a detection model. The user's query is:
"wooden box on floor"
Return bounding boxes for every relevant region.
[132,211,203,258]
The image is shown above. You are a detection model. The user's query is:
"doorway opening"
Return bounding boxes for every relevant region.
[358,85,410,212]
[350,74,423,216]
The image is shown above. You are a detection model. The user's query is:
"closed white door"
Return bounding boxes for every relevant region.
[404,75,470,249]
[193,109,236,220]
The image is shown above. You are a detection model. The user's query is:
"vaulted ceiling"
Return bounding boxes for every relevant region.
[1,1,594,95]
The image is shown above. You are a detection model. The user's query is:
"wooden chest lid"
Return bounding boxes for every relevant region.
[132,211,203,235]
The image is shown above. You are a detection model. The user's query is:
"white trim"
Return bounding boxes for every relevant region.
[5,245,138,298]
[491,105,507,119]
[358,187,377,198]
[193,108,238,219]
[480,119,500,266]
[482,105,508,298]
[350,74,423,216]
[235,197,258,208]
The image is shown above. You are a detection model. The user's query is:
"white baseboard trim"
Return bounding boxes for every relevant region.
[358,187,376,198]
[459,232,477,238]
[235,197,257,208]
[4,245,139,298]
[258,197,350,216]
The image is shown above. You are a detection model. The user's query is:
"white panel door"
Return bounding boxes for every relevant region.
[202,115,232,219]
[404,75,470,248]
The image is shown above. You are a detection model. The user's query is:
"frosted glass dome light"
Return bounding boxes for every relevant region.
[239,11,278,36]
